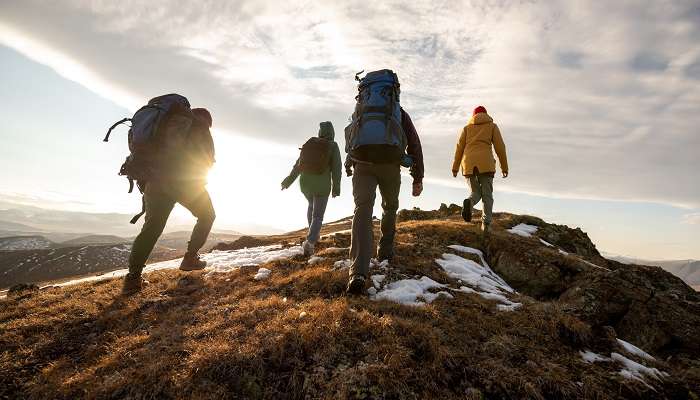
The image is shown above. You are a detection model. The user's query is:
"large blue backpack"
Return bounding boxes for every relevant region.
[345,69,407,154]
[103,93,192,223]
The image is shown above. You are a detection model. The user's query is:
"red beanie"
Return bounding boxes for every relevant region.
[473,105,487,116]
[192,108,212,127]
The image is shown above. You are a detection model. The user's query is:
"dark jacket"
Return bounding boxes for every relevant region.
[154,112,215,183]
[282,122,342,197]
[345,108,424,183]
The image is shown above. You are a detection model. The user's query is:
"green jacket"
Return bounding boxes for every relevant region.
[282,121,342,197]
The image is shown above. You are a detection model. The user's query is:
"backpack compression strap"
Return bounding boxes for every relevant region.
[103,118,131,142]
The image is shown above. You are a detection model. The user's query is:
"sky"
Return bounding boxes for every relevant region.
[0,0,699,259]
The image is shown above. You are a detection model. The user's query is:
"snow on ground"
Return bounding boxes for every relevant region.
[320,229,351,239]
[539,239,554,247]
[558,249,569,255]
[333,259,352,270]
[580,350,610,363]
[611,352,668,382]
[253,268,271,280]
[308,256,325,265]
[617,339,655,361]
[507,223,538,238]
[438,246,521,311]
[371,274,386,288]
[47,244,302,288]
[373,276,453,306]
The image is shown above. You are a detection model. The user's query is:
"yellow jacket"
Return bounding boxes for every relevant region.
[452,112,508,176]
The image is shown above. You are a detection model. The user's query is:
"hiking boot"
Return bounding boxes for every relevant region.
[462,198,472,222]
[122,273,148,295]
[180,252,207,271]
[302,240,315,257]
[376,247,394,262]
[346,275,367,296]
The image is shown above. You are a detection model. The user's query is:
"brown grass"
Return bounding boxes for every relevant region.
[1,217,695,399]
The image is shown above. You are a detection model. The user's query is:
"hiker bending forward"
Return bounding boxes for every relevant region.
[451,105,508,232]
[123,107,216,295]
[344,69,424,295]
[281,121,342,256]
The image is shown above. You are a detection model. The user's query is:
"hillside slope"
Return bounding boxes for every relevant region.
[1,206,698,399]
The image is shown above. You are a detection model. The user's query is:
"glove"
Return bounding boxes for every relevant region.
[412,181,423,197]
[345,167,353,177]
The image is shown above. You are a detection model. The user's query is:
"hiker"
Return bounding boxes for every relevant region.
[344,69,424,295]
[281,121,342,256]
[105,94,216,295]
[451,105,508,232]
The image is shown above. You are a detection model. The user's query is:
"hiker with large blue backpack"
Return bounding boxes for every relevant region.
[104,94,216,295]
[344,69,424,295]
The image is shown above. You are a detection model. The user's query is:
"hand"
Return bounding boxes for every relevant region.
[281,183,288,190]
[332,192,339,198]
[452,170,458,178]
[502,172,508,178]
[346,168,353,177]
[412,181,423,197]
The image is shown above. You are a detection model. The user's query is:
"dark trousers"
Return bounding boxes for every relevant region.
[128,181,215,274]
[349,163,401,278]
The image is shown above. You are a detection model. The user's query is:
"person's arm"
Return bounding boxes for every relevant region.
[492,124,508,177]
[331,143,342,197]
[401,110,424,183]
[452,127,467,176]
[281,158,301,189]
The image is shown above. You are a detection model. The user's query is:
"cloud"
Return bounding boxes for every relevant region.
[1,0,699,209]
[682,213,700,225]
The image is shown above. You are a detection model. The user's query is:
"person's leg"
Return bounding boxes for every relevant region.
[479,174,494,225]
[376,164,401,260]
[468,175,483,207]
[307,195,329,244]
[349,164,378,280]
[305,193,313,227]
[178,185,216,254]
[128,185,176,275]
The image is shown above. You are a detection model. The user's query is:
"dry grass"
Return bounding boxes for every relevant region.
[1,217,696,399]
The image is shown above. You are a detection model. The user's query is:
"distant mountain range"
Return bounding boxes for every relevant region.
[603,253,700,289]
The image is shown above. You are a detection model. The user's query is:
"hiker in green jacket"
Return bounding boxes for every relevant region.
[281,121,342,256]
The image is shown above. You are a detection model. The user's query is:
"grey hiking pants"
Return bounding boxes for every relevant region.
[468,174,494,225]
[349,163,401,278]
[128,181,215,275]
[305,194,329,244]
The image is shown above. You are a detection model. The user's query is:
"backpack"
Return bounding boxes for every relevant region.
[103,93,193,223]
[298,137,331,174]
[345,69,407,153]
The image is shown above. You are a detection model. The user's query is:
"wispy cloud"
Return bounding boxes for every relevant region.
[682,213,700,225]
[1,0,699,209]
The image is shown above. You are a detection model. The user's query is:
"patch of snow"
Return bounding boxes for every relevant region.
[367,287,377,296]
[539,239,554,247]
[299,311,307,318]
[371,274,386,288]
[580,350,610,363]
[253,268,271,280]
[507,223,538,238]
[558,249,569,255]
[333,259,352,270]
[48,244,302,288]
[321,229,351,239]
[373,276,452,306]
[308,256,325,265]
[438,246,521,311]
[617,339,655,361]
[611,352,668,382]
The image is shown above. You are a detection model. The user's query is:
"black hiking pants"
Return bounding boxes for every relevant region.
[128,181,215,275]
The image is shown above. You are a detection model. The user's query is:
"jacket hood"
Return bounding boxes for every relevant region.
[318,121,335,140]
[468,112,493,126]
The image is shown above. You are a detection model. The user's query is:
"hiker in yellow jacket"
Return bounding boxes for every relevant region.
[452,106,508,232]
